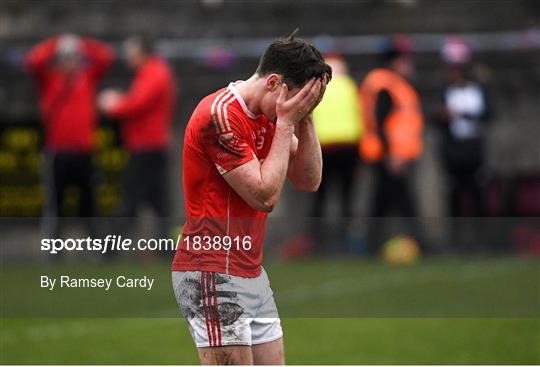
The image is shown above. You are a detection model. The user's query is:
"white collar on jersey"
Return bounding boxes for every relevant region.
[227,81,260,120]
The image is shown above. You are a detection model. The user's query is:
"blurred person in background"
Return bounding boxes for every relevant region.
[26,34,114,238]
[312,54,363,218]
[434,37,491,218]
[359,37,424,254]
[99,36,176,239]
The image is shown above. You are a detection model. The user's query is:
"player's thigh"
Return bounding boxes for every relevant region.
[197,345,253,365]
[251,337,285,365]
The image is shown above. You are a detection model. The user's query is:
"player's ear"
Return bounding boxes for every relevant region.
[265,74,282,92]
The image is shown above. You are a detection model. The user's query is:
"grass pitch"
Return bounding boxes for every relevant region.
[1,256,539,364]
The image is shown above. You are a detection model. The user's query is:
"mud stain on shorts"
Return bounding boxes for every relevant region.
[175,271,247,341]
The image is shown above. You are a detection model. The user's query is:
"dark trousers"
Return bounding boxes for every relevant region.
[368,162,424,254]
[312,147,359,218]
[372,162,417,217]
[446,162,484,217]
[118,150,170,218]
[41,151,95,238]
[115,150,171,258]
[445,161,485,253]
[310,147,358,254]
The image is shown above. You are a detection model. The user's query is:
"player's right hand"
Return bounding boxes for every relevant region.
[98,89,123,113]
[276,78,322,126]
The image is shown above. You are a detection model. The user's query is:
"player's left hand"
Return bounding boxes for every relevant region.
[297,74,329,126]
[308,73,329,114]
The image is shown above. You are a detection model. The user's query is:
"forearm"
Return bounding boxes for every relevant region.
[26,37,57,72]
[288,116,322,192]
[107,94,146,118]
[257,121,294,207]
[223,78,325,212]
[108,81,158,118]
[83,38,114,72]
[221,121,293,213]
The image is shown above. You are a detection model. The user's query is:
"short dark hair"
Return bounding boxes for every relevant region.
[256,30,332,89]
[127,35,154,55]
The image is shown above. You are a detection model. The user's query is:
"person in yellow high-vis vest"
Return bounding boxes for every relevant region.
[313,54,363,217]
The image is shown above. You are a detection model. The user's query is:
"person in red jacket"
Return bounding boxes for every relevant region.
[99,36,176,233]
[26,34,114,237]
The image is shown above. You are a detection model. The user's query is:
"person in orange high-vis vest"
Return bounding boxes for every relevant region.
[360,68,423,165]
[360,42,425,254]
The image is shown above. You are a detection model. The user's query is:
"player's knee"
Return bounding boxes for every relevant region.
[200,346,252,365]
[214,349,235,365]
[218,347,251,365]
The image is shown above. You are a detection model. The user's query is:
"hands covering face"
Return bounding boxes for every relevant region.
[275,74,329,126]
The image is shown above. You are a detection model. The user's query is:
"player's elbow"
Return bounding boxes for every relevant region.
[259,203,275,213]
[294,175,322,193]
[248,201,274,213]
[311,175,323,192]
[251,194,277,212]
[303,181,321,193]
[250,186,278,212]
[255,197,277,212]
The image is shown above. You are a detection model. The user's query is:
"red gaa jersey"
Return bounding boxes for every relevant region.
[107,56,176,152]
[26,37,114,153]
[172,82,276,277]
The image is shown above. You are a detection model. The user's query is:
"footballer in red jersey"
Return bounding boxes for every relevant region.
[172,32,331,365]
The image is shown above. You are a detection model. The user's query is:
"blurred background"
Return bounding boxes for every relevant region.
[0,0,539,364]
[1,0,539,258]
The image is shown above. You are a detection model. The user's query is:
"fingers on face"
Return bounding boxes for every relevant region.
[285,78,325,116]
[319,80,327,101]
[309,79,327,111]
[316,75,328,99]
[277,83,288,103]
[308,79,322,105]
[293,78,316,103]
[322,75,328,90]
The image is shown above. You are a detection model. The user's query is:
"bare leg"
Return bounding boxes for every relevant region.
[252,338,285,365]
[198,345,253,365]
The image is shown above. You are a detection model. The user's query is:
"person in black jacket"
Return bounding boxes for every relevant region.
[435,39,491,217]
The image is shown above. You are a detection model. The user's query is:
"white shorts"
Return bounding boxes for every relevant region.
[172,268,283,347]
